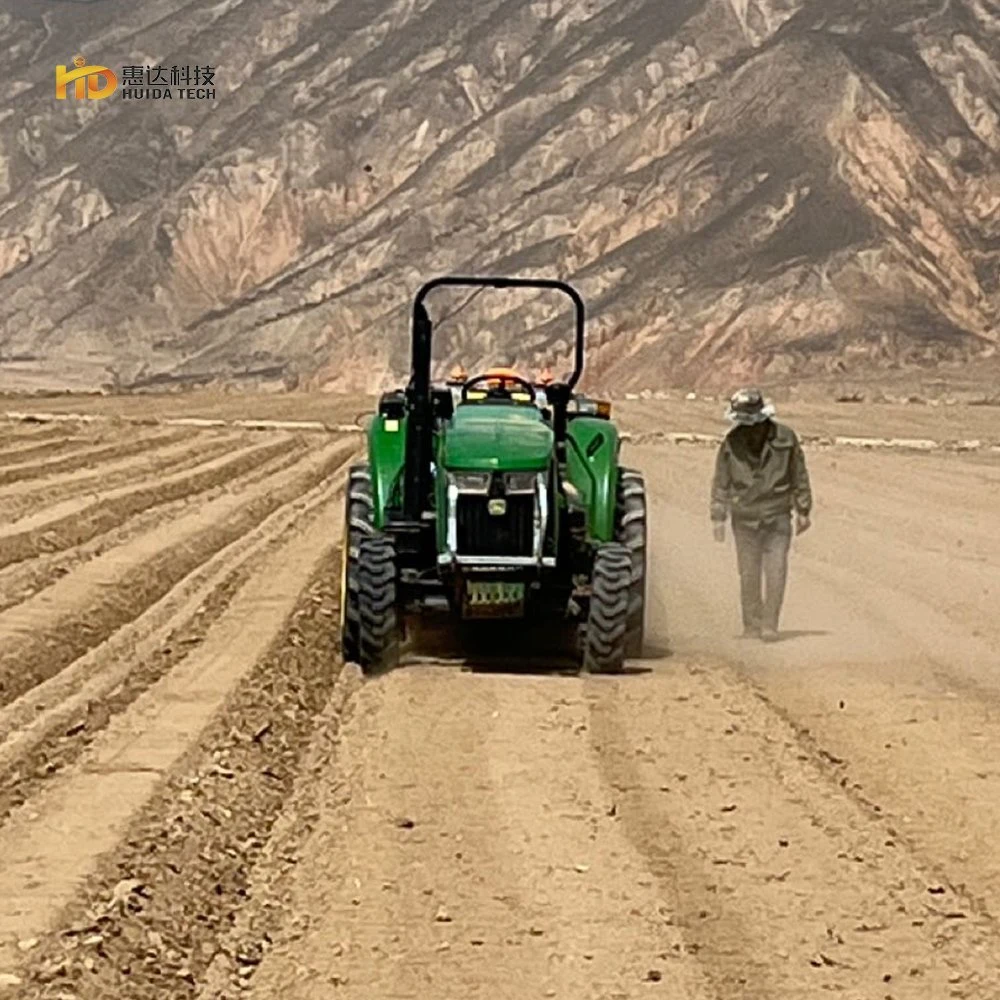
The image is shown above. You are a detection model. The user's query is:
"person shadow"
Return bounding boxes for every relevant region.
[776,629,830,640]
[735,629,830,643]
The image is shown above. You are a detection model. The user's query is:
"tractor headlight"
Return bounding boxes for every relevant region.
[503,472,537,493]
[451,471,491,493]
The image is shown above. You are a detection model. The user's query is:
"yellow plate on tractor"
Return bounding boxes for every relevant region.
[463,580,525,618]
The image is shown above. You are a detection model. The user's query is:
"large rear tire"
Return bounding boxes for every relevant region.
[583,542,632,674]
[339,464,374,663]
[357,534,400,674]
[615,467,647,658]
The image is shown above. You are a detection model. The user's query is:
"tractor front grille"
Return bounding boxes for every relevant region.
[455,493,535,557]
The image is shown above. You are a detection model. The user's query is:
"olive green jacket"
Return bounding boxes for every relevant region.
[710,421,812,527]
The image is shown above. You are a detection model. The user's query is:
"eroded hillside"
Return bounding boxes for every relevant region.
[1,0,999,391]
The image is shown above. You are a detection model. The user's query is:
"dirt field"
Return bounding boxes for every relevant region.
[5,386,1000,442]
[1,395,999,998]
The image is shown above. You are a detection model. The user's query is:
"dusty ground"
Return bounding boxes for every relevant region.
[0,394,999,998]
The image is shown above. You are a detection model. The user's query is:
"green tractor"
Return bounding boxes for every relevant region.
[339,276,647,674]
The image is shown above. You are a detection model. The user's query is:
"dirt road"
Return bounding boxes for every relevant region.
[2,414,1000,998]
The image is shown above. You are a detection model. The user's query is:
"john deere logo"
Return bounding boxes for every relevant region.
[55,55,118,100]
[487,498,507,516]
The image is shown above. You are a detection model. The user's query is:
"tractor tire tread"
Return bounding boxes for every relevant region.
[357,534,400,674]
[341,464,373,662]
[615,466,647,658]
[584,543,632,674]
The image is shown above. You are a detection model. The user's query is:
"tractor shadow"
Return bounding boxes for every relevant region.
[404,616,653,677]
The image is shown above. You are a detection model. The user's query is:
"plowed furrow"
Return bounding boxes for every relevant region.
[0,433,245,524]
[233,668,714,1000]
[0,438,356,708]
[0,462,351,825]
[0,434,306,572]
[0,520,346,991]
[0,428,192,487]
[0,423,67,447]
[588,664,1000,998]
[0,438,315,615]
[0,433,89,465]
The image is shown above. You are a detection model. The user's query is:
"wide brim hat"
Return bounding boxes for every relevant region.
[725,387,775,425]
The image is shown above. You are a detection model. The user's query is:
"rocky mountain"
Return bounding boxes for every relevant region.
[1,0,1000,392]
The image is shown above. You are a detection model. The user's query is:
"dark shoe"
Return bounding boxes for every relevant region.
[741,626,761,639]
[760,628,778,643]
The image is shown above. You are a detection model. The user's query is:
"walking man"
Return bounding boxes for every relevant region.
[710,388,812,642]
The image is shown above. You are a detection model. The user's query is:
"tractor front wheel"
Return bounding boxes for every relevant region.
[583,542,632,674]
[357,533,401,674]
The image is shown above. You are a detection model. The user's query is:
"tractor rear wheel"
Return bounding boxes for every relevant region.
[339,464,374,663]
[583,542,632,674]
[357,533,400,674]
[615,467,647,657]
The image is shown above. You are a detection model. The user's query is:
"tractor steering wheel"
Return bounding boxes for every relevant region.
[461,372,538,403]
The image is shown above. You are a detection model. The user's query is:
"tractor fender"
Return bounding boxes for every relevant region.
[367,413,407,528]
[565,417,621,543]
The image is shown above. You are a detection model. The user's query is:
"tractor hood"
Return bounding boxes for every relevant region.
[442,404,553,471]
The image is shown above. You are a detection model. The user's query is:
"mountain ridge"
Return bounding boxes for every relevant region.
[1,0,999,392]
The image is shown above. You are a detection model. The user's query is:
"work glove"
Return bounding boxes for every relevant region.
[712,521,725,543]
[795,513,811,535]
